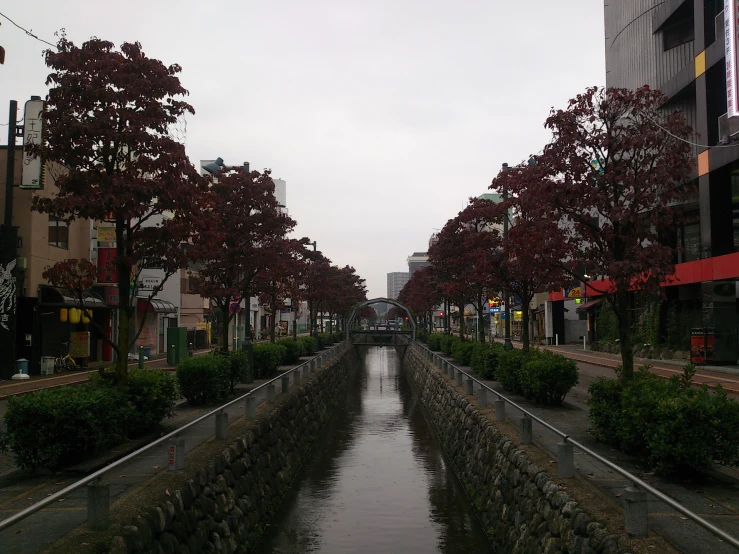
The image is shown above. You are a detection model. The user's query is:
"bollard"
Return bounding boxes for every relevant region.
[624,487,648,537]
[168,437,185,471]
[245,396,256,418]
[317,355,323,369]
[456,371,463,386]
[441,360,447,375]
[266,384,276,402]
[282,375,290,394]
[310,360,316,373]
[215,412,228,440]
[294,370,301,386]
[303,364,310,378]
[557,443,574,479]
[477,386,488,407]
[519,415,533,444]
[465,377,474,395]
[87,480,110,531]
[494,399,505,421]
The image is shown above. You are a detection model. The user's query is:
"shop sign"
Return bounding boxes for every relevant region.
[20,98,45,189]
[196,322,207,330]
[98,248,118,283]
[139,276,163,290]
[564,287,582,298]
[70,331,91,357]
[97,226,116,242]
[104,286,119,306]
[690,328,715,364]
[726,0,739,118]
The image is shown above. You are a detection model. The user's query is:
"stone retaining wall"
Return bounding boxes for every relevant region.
[404,349,626,554]
[111,348,358,554]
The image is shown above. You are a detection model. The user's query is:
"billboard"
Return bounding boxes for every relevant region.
[726,0,739,118]
[21,98,45,189]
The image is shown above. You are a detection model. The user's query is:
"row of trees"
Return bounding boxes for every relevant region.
[400,86,694,382]
[31,36,367,379]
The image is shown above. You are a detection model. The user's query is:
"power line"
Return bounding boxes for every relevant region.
[648,116,739,149]
[0,11,57,49]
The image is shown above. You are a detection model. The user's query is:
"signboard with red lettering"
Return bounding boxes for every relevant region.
[98,248,118,284]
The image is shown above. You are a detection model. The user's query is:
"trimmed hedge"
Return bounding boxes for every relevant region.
[176,354,231,405]
[278,338,306,364]
[253,342,286,378]
[452,341,475,366]
[588,365,739,477]
[427,333,444,351]
[111,369,179,436]
[416,329,428,343]
[440,335,461,356]
[496,348,578,406]
[470,342,504,380]
[228,350,249,390]
[298,336,317,356]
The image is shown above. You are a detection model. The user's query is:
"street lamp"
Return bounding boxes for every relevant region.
[500,162,513,351]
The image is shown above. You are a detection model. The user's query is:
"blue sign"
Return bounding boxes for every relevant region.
[489,307,500,313]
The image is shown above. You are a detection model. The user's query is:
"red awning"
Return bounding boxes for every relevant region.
[576,299,601,312]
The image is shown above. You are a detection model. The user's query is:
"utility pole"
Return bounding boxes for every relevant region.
[501,162,513,351]
[1,100,19,379]
[4,100,17,227]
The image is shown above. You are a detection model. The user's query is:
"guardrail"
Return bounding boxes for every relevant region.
[0,340,349,533]
[411,340,739,550]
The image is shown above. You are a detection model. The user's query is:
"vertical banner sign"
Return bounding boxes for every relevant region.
[98,247,118,283]
[0,227,18,378]
[726,0,739,118]
[20,98,45,189]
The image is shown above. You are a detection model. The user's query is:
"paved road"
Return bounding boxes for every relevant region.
[0,347,337,554]
[434,348,739,554]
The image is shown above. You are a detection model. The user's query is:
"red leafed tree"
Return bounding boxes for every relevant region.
[188,169,296,353]
[398,266,442,331]
[490,165,569,352]
[254,238,310,343]
[356,305,377,325]
[31,36,200,378]
[534,86,694,380]
[302,252,332,336]
[324,265,367,331]
[429,198,503,342]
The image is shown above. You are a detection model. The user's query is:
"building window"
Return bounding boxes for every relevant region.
[48,216,69,249]
[663,17,694,51]
[681,223,701,262]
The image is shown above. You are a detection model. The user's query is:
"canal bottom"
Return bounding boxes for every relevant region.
[254,346,493,553]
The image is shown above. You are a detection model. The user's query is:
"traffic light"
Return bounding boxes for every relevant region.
[440,311,444,317]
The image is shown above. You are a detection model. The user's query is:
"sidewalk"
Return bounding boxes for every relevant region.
[0,348,330,554]
[494,339,739,396]
[437,349,739,553]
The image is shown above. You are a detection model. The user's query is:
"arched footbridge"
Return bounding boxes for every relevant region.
[346,298,415,345]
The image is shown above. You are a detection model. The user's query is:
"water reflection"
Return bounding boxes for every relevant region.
[254,347,493,554]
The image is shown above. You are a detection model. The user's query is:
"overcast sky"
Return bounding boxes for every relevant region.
[1,1,605,299]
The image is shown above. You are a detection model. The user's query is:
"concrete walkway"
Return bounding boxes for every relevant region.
[0,348,331,554]
[434,349,739,554]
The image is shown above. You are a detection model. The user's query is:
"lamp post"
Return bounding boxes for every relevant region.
[500,162,513,351]
[307,240,319,344]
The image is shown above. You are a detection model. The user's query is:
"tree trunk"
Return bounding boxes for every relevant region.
[458,300,465,340]
[221,304,231,354]
[521,305,531,353]
[615,292,634,382]
[270,291,278,343]
[477,295,486,344]
[116,306,130,377]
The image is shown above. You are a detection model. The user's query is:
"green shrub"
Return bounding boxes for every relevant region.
[253,342,286,378]
[496,349,526,393]
[427,333,444,351]
[278,338,306,364]
[228,350,249,390]
[518,350,578,405]
[441,335,460,356]
[452,341,475,366]
[176,354,231,405]
[317,333,332,348]
[588,364,739,477]
[0,386,133,469]
[298,336,317,356]
[470,343,503,379]
[330,331,344,343]
[117,369,179,436]
[416,329,428,343]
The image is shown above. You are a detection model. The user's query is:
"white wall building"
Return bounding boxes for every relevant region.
[387,272,409,300]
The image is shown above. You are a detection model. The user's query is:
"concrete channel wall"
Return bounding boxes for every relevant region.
[403,349,624,554]
[110,348,359,554]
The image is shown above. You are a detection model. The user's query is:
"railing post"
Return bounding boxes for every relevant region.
[519,415,533,444]
[477,386,487,406]
[245,396,256,418]
[294,370,301,386]
[303,364,310,378]
[494,399,505,421]
[168,437,185,471]
[215,411,228,440]
[441,360,448,375]
[87,479,110,531]
[317,355,323,369]
[557,443,574,479]
[456,371,463,386]
[624,487,648,537]
[266,384,276,402]
[281,375,290,394]
[464,377,473,395]
[310,359,316,373]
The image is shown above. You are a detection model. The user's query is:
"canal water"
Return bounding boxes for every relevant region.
[254,346,493,553]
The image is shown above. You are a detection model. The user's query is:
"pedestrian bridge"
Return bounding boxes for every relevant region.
[345,297,416,341]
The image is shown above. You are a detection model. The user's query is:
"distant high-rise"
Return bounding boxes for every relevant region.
[387,272,410,300]
[407,252,429,276]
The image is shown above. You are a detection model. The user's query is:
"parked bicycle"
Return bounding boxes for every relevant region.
[54,342,77,373]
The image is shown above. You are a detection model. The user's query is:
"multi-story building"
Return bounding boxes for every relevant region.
[564,1,739,361]
[386,272,409,300]
[407,252,430,276]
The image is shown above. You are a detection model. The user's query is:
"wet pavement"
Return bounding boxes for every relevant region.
[254,346,493,554]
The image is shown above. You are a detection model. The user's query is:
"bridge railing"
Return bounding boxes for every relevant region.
[0,340,350,535]
[410,339,739,550]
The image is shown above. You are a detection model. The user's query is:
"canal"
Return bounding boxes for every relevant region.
[254,346,493,553]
